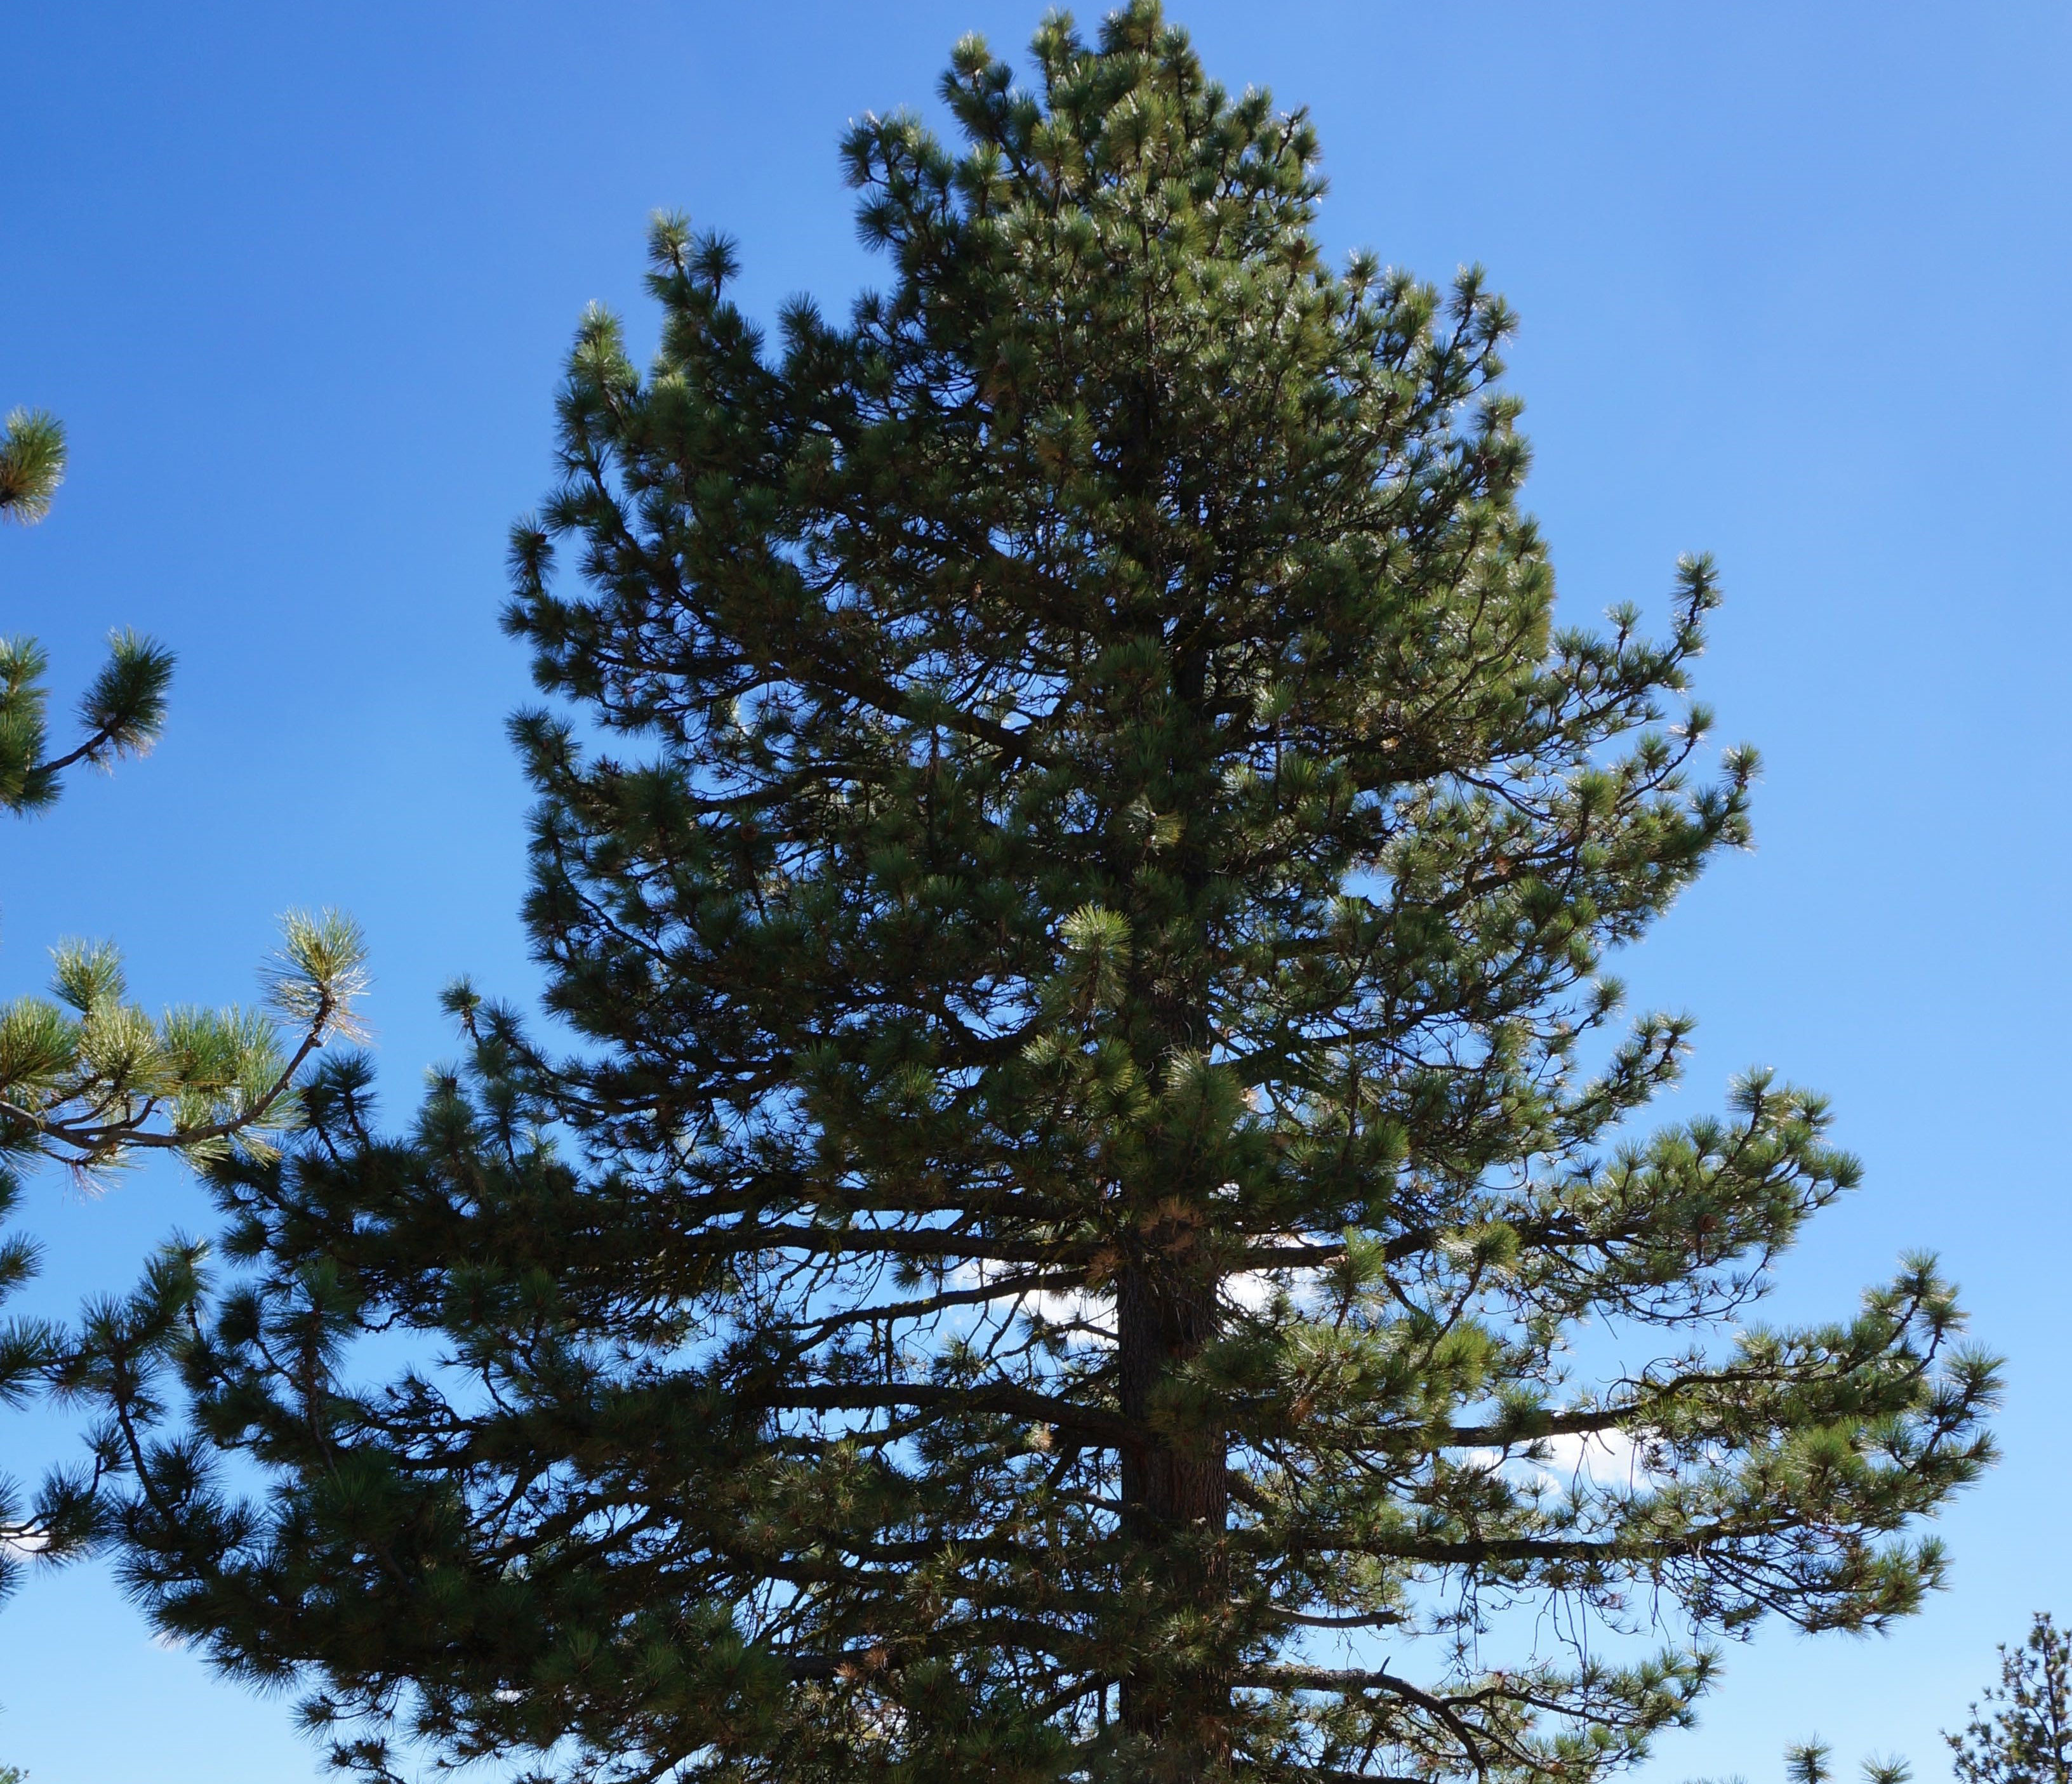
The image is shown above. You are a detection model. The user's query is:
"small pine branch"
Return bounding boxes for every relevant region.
[0,409,64,525]
[0,630,175,817]
[0,911,369,1179]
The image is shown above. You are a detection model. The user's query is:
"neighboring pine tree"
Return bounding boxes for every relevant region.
[1731,1616,2072,1784]
[1,405,368,1603]
[78,8,1995,1781]
[1947,1613,2072,1784]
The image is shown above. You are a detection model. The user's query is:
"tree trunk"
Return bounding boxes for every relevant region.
[1117,1240,1231,1775]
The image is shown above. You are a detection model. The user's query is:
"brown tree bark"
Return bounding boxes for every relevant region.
[1117,1229,1232,1775]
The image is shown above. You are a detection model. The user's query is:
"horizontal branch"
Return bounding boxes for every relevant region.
[763,1380,1143,1453]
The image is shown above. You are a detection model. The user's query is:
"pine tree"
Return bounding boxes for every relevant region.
[79,9,1996,1781]
[1947,1613,2072,1784]
[1,405,368,1603]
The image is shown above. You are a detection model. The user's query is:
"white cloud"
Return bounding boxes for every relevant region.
[1538,1427,1648,1486]
[1463,1425,1656,1493]
[1224,1271,1278,1312]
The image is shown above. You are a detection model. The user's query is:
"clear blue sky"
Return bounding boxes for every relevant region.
[4,4,2068,1778]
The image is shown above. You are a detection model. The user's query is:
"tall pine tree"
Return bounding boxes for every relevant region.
[82,9,1995,1780]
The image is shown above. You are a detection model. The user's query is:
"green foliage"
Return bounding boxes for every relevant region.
[1784,1740,1834,1784]
[0,914,368,1605]
[0,395,365,1608]
[0,628,175,817]
[1,404,173,816]
[72,7,1994,1782]
[0,913,369,1181]
[0,409,368,1182]
[1947,1612,2072,1783]
[0,408,64,525]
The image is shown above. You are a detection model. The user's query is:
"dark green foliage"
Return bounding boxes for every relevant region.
[74,8,1995,1781]
[0,915,369,1606]
[1786,1738,1836,1784]
[0,1160,70,1598]
[1948,1613,2072,1784]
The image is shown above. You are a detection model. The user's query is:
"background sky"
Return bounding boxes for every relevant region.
[3,3,2068,1778]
